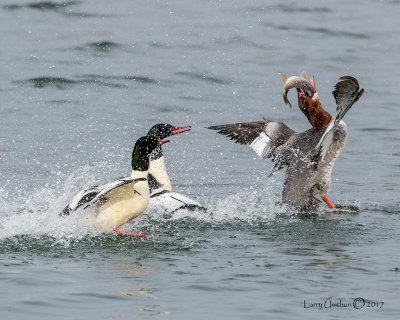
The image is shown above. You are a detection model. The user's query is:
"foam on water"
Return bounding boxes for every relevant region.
[0,163,112,241]
[0,184,98,241]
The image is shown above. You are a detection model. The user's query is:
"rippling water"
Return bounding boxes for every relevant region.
[1,1,400,319]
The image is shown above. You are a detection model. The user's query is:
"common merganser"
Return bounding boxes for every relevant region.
[146,124,207,213]
[60,136,168,229]
[209,74,363,211]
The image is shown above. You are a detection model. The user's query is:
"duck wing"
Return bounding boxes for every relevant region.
[316,76,364,160]
[208,119,296,159]
[61,177,148,216]
[333,76,364,122]
[150,191,207,213]
[82,177,147,209]
[60,186,101,216]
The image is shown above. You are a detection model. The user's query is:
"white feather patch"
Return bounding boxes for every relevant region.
[150,192,202,212]
[250,132,271,158]
[69,188,99,211]
[316,118,335,162]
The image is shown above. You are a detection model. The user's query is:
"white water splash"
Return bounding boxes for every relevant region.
[212,184,287,221]
[0,186,101,241]
[0,164,287,241]
[0,164,112,241]
[142,182,286,222]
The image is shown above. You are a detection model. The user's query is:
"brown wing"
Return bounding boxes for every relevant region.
[208,119,296,159]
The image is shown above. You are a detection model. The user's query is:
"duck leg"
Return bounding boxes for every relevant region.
[321,194,356,213]
[321,194,335,208]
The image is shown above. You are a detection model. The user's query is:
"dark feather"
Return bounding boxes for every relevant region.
[332,76,364,121]
[148,173,162,193]
[209,120,295,147]
[208,119,297,172]
[208,121,266,145]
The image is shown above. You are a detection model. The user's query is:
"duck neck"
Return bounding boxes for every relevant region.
[299,97,332,131]
[131,148,151,172]
[149,146,163,161]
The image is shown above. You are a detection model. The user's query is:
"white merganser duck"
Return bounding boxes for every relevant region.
[209,75,363,211]
[60,136,168,229]
[146,124,207,213]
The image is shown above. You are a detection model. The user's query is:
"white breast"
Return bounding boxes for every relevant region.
[314,121,348,193]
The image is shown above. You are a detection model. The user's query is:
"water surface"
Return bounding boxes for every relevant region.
[1,1,399,319]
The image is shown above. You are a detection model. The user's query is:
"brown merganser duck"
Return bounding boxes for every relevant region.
[60,136,168,229]
[209,74,363,211]
[147,124,207,213]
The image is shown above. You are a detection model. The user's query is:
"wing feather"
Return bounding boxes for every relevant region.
[82,177,147,209]
[333,76,364,121]
[315,76,364,160]
[208,119,296,159]
[208,121,266,145]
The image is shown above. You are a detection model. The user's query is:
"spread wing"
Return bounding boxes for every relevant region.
[208,119,297,160]
[333,76,364,123]
[316,76,364,160]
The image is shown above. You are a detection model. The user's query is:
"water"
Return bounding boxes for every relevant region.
[1,0,400,319]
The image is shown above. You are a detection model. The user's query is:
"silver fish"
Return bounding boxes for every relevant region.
[282,75,315,108]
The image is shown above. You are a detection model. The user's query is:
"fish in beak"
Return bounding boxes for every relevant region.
[282,74,315,108]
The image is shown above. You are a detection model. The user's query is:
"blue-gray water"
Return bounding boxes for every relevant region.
[1,1,399,319]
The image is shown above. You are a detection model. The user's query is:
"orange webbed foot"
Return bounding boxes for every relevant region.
[321,195,357,213]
